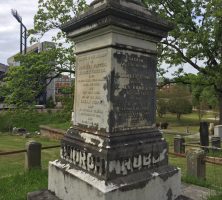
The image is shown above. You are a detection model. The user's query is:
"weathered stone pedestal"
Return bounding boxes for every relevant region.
[31,0,181,199]
[48,160,180,200]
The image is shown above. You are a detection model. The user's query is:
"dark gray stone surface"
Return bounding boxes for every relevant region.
[186,149,206,179]
[211,136,221,148]
[200,122,209,148]
[174,135,185,154]
[25,141,42,170]
[27,190,61,200]
[29,190,191,200]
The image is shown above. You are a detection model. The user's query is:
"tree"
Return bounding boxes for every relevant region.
[157,99,168,118]
[1,1,88,108]
[0,49,65,107]
[29,0,88,76]
[144,0,222,123]
[157,84,192,119]
[168,98,192,120]
[191,76,218,121]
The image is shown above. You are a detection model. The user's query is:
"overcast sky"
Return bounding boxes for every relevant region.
[0,0,96,65]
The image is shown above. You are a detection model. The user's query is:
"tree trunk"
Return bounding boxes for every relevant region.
[219,93,222,125]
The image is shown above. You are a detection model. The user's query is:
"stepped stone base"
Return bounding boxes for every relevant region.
[27,190,191,200]
[44,160,181,200]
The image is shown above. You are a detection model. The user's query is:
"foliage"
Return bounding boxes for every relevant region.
[157,99,168,118]
[157,84,192,119]
[29,0,88,75]
[168,98,192,120]
[0,110,70,132]
[46,96,55,108]
[144,0,222,122]
[1,0,88,108]
[1,50,56,107]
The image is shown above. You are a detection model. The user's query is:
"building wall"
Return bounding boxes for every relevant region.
[55,75,72,100]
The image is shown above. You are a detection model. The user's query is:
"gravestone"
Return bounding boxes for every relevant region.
[47,0,181,200]
[187,149,206,180]
[25,141,42,170]
[200,122,209,149]
[211,136,221,148]
[214,125,222,139]
[174,135,185,154]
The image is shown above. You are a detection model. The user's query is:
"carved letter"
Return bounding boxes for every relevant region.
[94,157,104,175]
[121,159,132,175]
[79,151,87,169]
[109,160,121,174]
[143,154,151,166]
[133,155,142,169]
[87,153,95,170]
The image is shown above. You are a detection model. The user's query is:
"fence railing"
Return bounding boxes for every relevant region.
[0,142,60,171]
[0,145,60,156]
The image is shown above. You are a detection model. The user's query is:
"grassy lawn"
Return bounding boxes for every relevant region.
[157,112,217,133]
[47,121,71,130]
[164,133,222,190]
[0,111,221,199]
[0,134,60,178]
[0,169,48,200]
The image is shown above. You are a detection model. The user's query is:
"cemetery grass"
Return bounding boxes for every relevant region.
[0,134,60,178]
[0,169,48,200]
[157,112,217,133]
[164,134,222,190]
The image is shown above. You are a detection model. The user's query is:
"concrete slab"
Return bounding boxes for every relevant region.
[27,183,214,200]
[181,183,214,200]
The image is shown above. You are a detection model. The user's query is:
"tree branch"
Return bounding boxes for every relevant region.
[162,40,206,74]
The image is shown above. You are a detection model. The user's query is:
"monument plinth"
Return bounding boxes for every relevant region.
[48,0,181,199]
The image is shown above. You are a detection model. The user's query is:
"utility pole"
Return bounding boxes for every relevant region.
[11,9,27,54]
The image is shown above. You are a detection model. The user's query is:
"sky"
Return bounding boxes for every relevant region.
[0,0,95,66]
[0,0,39,65]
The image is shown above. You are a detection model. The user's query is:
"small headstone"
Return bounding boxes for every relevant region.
[25,141,42,170]
[187,149,206,179]
[174,135,185,154]
[199,122,209,150]
[211,136,221,149]
[214,125,222,139]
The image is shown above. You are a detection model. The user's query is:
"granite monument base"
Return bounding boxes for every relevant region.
[47,160,181,200]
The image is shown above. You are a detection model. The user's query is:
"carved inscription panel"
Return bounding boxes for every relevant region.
[111,50,156,131]
[60,144,167,179]
[74,49,110,131]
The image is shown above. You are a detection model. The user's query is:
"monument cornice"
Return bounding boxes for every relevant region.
[61,0,174,38]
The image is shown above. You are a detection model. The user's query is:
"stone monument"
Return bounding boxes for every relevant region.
[43,0,181,199]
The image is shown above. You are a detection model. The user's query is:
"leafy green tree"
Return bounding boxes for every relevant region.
[157,84,192,119]
[1,0,87,107]
[168,98,192,120]
[1,49,63,107]
[192,81,218,121]
[144,0,222,123]
[29,0,88,76]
